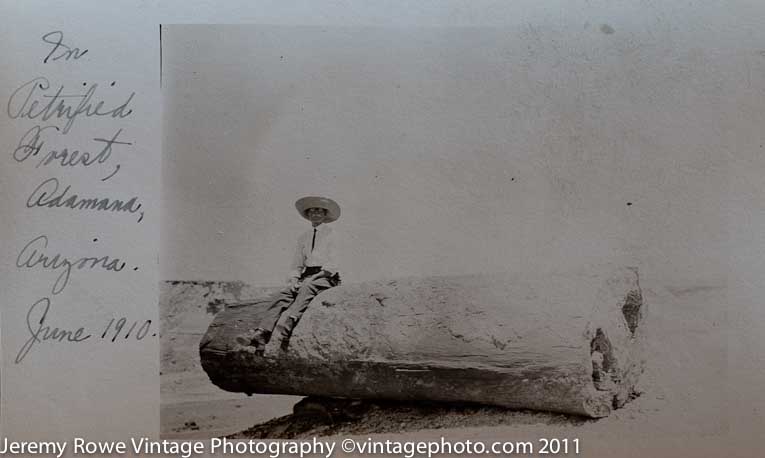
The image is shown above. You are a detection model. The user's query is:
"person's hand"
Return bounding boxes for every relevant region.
[309,270,329,282]
[287,277,299,290]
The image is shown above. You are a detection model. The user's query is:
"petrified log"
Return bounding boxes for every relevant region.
[200,266,645,417]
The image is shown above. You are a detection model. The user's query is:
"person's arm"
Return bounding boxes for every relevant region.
[286,234,304,285]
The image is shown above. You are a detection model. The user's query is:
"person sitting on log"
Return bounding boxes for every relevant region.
[236,196,341,352]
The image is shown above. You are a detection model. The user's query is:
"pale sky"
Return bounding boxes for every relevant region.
[160,23,748,287]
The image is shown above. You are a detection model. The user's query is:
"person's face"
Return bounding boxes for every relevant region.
[306,207,327,225]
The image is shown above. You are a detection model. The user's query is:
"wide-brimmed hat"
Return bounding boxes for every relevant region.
[295,196,341,223]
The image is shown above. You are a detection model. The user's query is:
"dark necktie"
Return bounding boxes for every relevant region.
[311,228,317,252]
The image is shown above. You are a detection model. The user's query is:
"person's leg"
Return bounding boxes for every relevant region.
[237,286,297,347]
[273,277,333,342]
[257,287,299,335]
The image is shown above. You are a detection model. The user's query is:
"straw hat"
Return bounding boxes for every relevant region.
[295,196,341,223]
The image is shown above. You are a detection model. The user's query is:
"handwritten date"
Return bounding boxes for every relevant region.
[16,297,91,364]
[15,296,157,364]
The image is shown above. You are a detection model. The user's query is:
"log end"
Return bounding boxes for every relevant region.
[586,268,646,414]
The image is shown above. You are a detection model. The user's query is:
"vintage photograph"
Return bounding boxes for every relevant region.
[159,23,730,454]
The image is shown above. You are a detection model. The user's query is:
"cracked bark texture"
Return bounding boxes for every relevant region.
[200,266,645,417]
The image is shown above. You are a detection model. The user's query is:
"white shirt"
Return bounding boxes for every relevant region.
[287,223,340,280]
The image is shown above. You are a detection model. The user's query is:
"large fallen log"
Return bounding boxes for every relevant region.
[200,266,645,417]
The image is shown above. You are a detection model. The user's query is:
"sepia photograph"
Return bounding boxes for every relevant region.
[159,22,734,455]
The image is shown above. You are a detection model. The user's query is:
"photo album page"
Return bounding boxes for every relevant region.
[1,1,764,457]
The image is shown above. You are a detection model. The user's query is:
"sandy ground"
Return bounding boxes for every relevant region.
[160,272,755,457]
[160,281,300,439]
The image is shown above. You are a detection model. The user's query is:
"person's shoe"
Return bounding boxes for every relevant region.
[273,322,287,337]
[235,328,270,347]
[250,328,271,347]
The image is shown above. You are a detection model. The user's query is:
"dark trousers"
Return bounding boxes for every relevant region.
[258,275,337,341]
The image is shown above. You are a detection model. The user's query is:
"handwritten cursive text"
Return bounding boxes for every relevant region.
[7,77,134,134]
[15,297,92,364]
[12,125,129,181]
[16,234,128,295]
[42,31,88,64]
[26,177,144,222]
